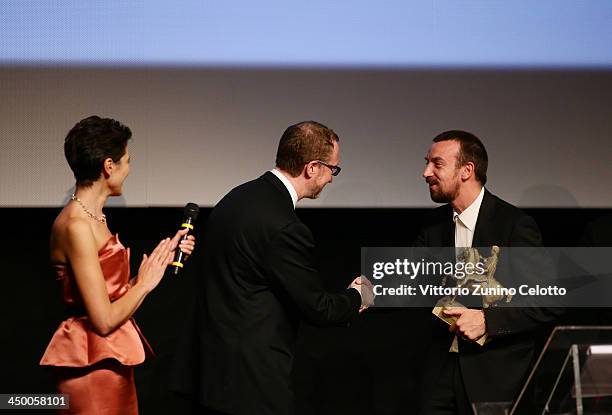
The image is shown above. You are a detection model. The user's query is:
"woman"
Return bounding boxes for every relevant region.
[40,116,195,414]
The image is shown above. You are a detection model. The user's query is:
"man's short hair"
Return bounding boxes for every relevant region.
[433,130,488,185]
[275,121,339,177]
[64,115,132,186]
[276,121,340,177]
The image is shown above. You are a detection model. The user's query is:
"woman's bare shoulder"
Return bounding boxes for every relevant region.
[52,206,93,239]
[50,206,96,262]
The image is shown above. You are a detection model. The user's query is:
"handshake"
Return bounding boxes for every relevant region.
[349,275,375,313]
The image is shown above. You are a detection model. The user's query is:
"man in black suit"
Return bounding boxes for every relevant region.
[172,121,374,415]
[416,130,561,414]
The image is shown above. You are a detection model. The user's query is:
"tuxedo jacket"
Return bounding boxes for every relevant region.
[170,172,361,415]
[416,190,562,403]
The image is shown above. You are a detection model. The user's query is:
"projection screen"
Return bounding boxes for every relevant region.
[1,1,611,207]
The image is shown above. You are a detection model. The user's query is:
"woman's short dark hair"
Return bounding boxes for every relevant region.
[64,116,132,186]
[275,121,339,177]
[433,130,488,185]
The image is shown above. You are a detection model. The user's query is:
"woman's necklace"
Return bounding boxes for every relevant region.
[70,193,106,224]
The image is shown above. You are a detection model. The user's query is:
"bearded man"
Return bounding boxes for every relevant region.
[416,130,561,414]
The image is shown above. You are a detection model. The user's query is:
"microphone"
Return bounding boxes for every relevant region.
[171,202,199,275]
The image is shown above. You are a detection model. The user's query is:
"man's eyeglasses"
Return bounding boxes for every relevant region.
[314,160,341,176]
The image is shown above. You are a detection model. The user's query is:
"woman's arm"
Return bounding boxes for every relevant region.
[65,220,185,336]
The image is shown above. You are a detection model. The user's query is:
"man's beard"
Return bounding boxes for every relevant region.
[306,181,325,199]
[307,185,323,199]
[428,177,460,203]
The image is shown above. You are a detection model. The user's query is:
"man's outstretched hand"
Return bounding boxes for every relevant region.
[349,276,375,313]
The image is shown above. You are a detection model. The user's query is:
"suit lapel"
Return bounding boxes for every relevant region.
[472,190,495,248]
[261,171,295,212]
[435,204,454,247]
[443,210,454,247]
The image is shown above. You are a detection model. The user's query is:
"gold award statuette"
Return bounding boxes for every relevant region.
[431,246,511,347]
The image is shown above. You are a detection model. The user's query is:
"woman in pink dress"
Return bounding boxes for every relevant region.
[40,116,195,414]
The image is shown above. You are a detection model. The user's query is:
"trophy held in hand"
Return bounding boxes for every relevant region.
[432,246,512,347]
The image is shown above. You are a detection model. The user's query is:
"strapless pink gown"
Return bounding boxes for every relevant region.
[40,234,153,414]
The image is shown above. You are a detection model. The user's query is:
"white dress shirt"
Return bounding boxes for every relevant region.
[453,186,485,250]
[450,186,485,352]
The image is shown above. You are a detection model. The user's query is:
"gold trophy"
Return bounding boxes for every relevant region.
[432,246,512,347]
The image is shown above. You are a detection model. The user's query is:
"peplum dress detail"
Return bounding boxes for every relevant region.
[41,234,153,367]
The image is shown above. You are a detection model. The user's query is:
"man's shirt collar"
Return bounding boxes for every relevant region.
[453,186,485,231]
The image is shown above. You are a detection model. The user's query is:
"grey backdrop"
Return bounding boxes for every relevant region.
[1,67,611,208]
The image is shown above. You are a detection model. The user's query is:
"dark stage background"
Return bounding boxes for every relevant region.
[1,207,610,414]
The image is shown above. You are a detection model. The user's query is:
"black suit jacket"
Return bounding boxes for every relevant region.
[171,172,361,415]
[416,190,562,403]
